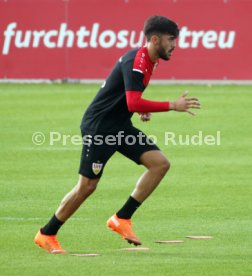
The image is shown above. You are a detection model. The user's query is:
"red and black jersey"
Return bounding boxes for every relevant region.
[81,47,160,133]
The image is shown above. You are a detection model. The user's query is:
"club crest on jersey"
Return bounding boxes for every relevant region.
[92,162,103,175]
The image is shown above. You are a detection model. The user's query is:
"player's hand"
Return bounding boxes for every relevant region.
[139,112,152,122]
[170,91,201,115]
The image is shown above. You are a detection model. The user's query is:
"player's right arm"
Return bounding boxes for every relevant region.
[169,91,201,116]
[126,90,200,115]
[121,58,171,113]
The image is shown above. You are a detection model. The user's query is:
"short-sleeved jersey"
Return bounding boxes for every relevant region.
[81,47,158,133]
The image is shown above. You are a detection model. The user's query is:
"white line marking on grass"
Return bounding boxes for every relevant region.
[71,253,100,257]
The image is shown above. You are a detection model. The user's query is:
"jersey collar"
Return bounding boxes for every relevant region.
[143,46,159,67]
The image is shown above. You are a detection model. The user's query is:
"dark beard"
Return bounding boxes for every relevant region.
[158,47,170,61]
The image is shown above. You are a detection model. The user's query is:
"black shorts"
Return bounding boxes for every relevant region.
[78,126,159,179]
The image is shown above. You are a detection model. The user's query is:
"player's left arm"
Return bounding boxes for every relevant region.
[138,112,152,122]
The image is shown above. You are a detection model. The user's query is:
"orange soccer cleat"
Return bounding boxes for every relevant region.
[34,229,66,254]
[106,214,142,246]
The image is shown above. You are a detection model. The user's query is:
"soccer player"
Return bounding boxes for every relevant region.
[35,15,200,253]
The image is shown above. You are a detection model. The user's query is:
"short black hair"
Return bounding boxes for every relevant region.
[144,15,179,41]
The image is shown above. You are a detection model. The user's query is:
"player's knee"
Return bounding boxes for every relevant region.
[76,177,98,198]
[158,158,170,175]
[84,181,97,194]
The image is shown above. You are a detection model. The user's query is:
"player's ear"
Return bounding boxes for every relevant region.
[150,34,161,46]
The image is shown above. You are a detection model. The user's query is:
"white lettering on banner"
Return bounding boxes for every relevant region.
[58,23,75,47]
[179,27,236,49]
[2,22,236,55]
[33,31,46,47]
[76,27,90,48]
[99,30,116,48]
[116,30,129,48]
[3,22,16,54]
[44,30,58,48]
[130,31,145,48]
[90,23,99,48]
[15,30,32,48]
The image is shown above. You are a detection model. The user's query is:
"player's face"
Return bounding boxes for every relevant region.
[157,34,176,61]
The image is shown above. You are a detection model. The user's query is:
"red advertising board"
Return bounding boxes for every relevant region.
[0,0,251,80]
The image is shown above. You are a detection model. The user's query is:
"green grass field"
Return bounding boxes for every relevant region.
[0,84,251,276]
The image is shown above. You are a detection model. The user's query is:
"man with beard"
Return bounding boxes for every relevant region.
[35,15,200,253]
